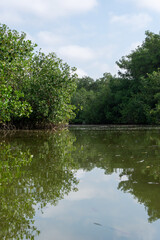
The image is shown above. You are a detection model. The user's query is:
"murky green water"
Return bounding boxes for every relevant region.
[1,127,160,240]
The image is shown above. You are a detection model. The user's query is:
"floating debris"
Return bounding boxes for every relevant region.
[94,222,102,226]
[139,160,144,163]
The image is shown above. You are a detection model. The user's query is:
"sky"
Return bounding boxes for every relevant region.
[0,0,160,79]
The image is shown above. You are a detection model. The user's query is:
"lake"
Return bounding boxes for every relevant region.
[1,126,160,240]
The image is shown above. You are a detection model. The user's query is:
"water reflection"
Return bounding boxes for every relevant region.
[1,129,160,239]
[0,130,78,240]
[0,141,36,240]
[71,129,160,223]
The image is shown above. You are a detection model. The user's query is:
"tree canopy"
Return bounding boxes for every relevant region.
[1,24,160,127]
[0,24,77,129]
[71,31,160,125]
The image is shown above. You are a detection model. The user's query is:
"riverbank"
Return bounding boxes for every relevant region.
[69,124,160,131]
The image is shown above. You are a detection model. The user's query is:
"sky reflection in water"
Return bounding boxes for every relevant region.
[35,167,160,240]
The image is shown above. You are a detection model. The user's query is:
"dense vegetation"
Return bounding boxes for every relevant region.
[71,31,160,125]
[1,24,160,127]
[0,24,77,129]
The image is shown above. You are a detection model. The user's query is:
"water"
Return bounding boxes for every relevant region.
[1,127,160,239]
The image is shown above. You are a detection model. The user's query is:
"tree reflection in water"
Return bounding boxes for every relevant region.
[0,130,79,240]
[1,129,160,239]
[71,129,160,223]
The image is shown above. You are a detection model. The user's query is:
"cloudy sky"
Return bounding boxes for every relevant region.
[0,0,160,79]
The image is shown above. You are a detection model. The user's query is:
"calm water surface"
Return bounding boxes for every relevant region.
[1,127,160,239]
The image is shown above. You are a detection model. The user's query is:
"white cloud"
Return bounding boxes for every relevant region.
[0,11,23,25]
[58,45,95,62]
[100,63,114,73]
[66,183,118,201]
[89,61,118,77]
[91,62,111,73]
[66,186,96,201]
[110,13,152,30]
[0,0,98,22]
[59,0,98,12]
[96,45,117,59]
[37,31,64,45]
[76,68,88,78]
[131,0,160,12]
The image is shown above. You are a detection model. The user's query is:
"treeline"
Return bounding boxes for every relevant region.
[0,24,77,129]
[1,24,160,127]
[71,31,160,125]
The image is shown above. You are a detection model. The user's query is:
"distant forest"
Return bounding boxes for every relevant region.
[1,23,160,128]
[71,30,160,125]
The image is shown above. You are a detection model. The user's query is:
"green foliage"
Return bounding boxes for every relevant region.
[71,73,114,124]
[0,81,32,123]
[72,31,160,125]
[0,23,34,124]
[0,23,77,128]
[22,51,77,125]
[120,96,151,124]
[142,71,160,123]
[116,31,160,80]
[1,23,160,126]
[76,76,95,91]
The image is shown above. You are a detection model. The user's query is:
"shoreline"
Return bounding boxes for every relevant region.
[69,124,160,130]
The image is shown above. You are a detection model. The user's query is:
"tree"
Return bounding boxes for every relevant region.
[0,81,32,124]
[21,51,77,126]
[0,23,34,124]
[0,24,77,128]
[116,31,160,80]
[142,70,160,123]
[76,76,95,91]
[71,73,115,124]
